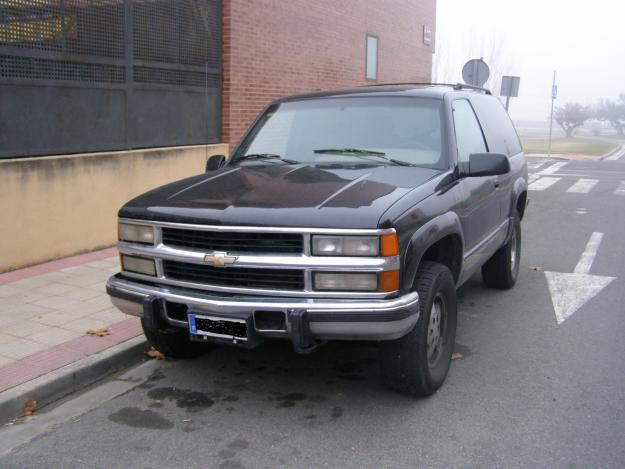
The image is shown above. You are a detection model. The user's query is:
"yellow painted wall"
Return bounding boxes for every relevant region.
[0,144,228,272]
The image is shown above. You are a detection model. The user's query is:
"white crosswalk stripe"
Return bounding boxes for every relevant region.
[615,181,625,196]
[538,162,568,175]
[529,176,561,191]
[527,161,547,170]
[528,174,540,184]
[566,178,599,194]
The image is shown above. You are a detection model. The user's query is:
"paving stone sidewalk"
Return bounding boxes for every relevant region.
[0,248,142,393]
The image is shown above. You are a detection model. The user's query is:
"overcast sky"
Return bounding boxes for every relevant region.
[433,0,625,121]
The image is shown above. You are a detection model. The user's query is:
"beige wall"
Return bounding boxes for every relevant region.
[0,144,228,272]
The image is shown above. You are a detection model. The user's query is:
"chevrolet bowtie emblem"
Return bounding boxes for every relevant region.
[203,252,238,267]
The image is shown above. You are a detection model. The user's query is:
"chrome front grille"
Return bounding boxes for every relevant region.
[162,228,303,254]
[117,219,399,298]
[163,260,305,291]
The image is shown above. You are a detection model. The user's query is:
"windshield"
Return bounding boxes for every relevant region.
[233,97,446,168]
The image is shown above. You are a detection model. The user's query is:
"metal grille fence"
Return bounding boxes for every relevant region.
[0,0,222,158]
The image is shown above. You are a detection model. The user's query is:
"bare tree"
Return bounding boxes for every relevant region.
[595,95,625,136]
[432,30,513,94]
[554,103,592,138]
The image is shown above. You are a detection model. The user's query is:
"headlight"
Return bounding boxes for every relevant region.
[313,272,378,291]
[312,235,379,256]
[119,222,154,244]
[121,255,156,276]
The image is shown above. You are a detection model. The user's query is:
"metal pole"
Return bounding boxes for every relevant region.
[548,70,556,157]
[505,94,511,112]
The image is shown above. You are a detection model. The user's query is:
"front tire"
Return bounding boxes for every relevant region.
[482,216,521,290]
[141,319,209,359]
[379,261,457,396]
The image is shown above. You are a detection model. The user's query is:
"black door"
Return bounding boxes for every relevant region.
[452,98,501,262]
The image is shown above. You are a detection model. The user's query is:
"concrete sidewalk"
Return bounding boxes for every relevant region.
[0,249,144,409]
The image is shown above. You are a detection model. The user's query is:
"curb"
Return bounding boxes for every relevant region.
[601,144,624,160]
[0,336,147,424]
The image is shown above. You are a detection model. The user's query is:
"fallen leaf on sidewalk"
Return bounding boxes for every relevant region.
[146,347,165,360]
[451,352,463,360]
[182,417,192,423]
[86,328,111,337]
[21,400,37,416]
[529,266,544,272]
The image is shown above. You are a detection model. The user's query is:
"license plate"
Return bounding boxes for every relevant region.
[188,313,248,341]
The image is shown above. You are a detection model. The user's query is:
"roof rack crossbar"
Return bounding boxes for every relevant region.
[360,82,492,95]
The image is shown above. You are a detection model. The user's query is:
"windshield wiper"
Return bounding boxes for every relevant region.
[313,148,415,166]
[238,153,299,165]
[314,147,386,156]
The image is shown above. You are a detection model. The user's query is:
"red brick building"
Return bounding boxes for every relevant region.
[222,0,437,145]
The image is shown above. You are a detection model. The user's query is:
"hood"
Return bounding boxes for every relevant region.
[119,163,441,229]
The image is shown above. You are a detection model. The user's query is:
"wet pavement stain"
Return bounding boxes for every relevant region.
[275,392,307,408]
[228,439,249,450]
[147,387,215,410]
[108,407,174,430]
[330,407,344,419]
[218,461,243,469]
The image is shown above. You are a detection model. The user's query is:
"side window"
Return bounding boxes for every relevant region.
[452,99,487,163]
[470,95,523,156]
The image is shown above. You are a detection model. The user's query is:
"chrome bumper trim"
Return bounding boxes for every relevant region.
[106,276,419,341]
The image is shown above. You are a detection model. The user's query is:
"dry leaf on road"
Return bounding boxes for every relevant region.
[451,352,463,360]
[529,266,544,272]
[86,328,111,337]
[146,347,166,360]
[22,400,37,416]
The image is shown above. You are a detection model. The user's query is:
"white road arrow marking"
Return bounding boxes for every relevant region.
[545,232,615,324]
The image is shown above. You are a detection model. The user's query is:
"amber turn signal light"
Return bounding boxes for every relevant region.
[380,233,399,257]
[378,270,400,292]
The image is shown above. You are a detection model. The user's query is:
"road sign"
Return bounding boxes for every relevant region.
[501,76,520,97]
[462,59,490,87]
[552,84,558,99]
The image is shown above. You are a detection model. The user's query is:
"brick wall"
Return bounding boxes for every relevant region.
[222,0,436,146]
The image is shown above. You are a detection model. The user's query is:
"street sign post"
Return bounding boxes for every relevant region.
[462,59,490,87]
[500,75,520,112]
[548,71,557,157]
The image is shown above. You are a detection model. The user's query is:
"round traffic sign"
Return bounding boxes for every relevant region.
[462,59,490,87]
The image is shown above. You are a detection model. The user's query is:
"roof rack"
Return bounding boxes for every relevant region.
[361,82,492,95]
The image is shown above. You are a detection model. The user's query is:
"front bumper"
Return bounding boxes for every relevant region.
[106,274,419,351]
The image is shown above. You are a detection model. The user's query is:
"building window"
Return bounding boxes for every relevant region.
[366,35,378,81]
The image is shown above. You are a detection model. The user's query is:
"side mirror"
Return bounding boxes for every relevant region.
[459,153,510,177]
[206,154,227,172]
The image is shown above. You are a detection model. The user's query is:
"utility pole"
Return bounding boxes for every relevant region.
[548,70,557,157]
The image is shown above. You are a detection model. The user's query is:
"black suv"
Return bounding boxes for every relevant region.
[107,83,528,396]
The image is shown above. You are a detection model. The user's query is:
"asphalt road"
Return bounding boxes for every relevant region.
[2,157,625,468]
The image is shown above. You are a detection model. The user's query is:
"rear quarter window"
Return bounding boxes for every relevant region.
[470,94,522,156]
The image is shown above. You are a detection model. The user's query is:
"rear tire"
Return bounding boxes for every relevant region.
[379,261,457,396]
[141,319,209,359]
[482,216,521,290]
